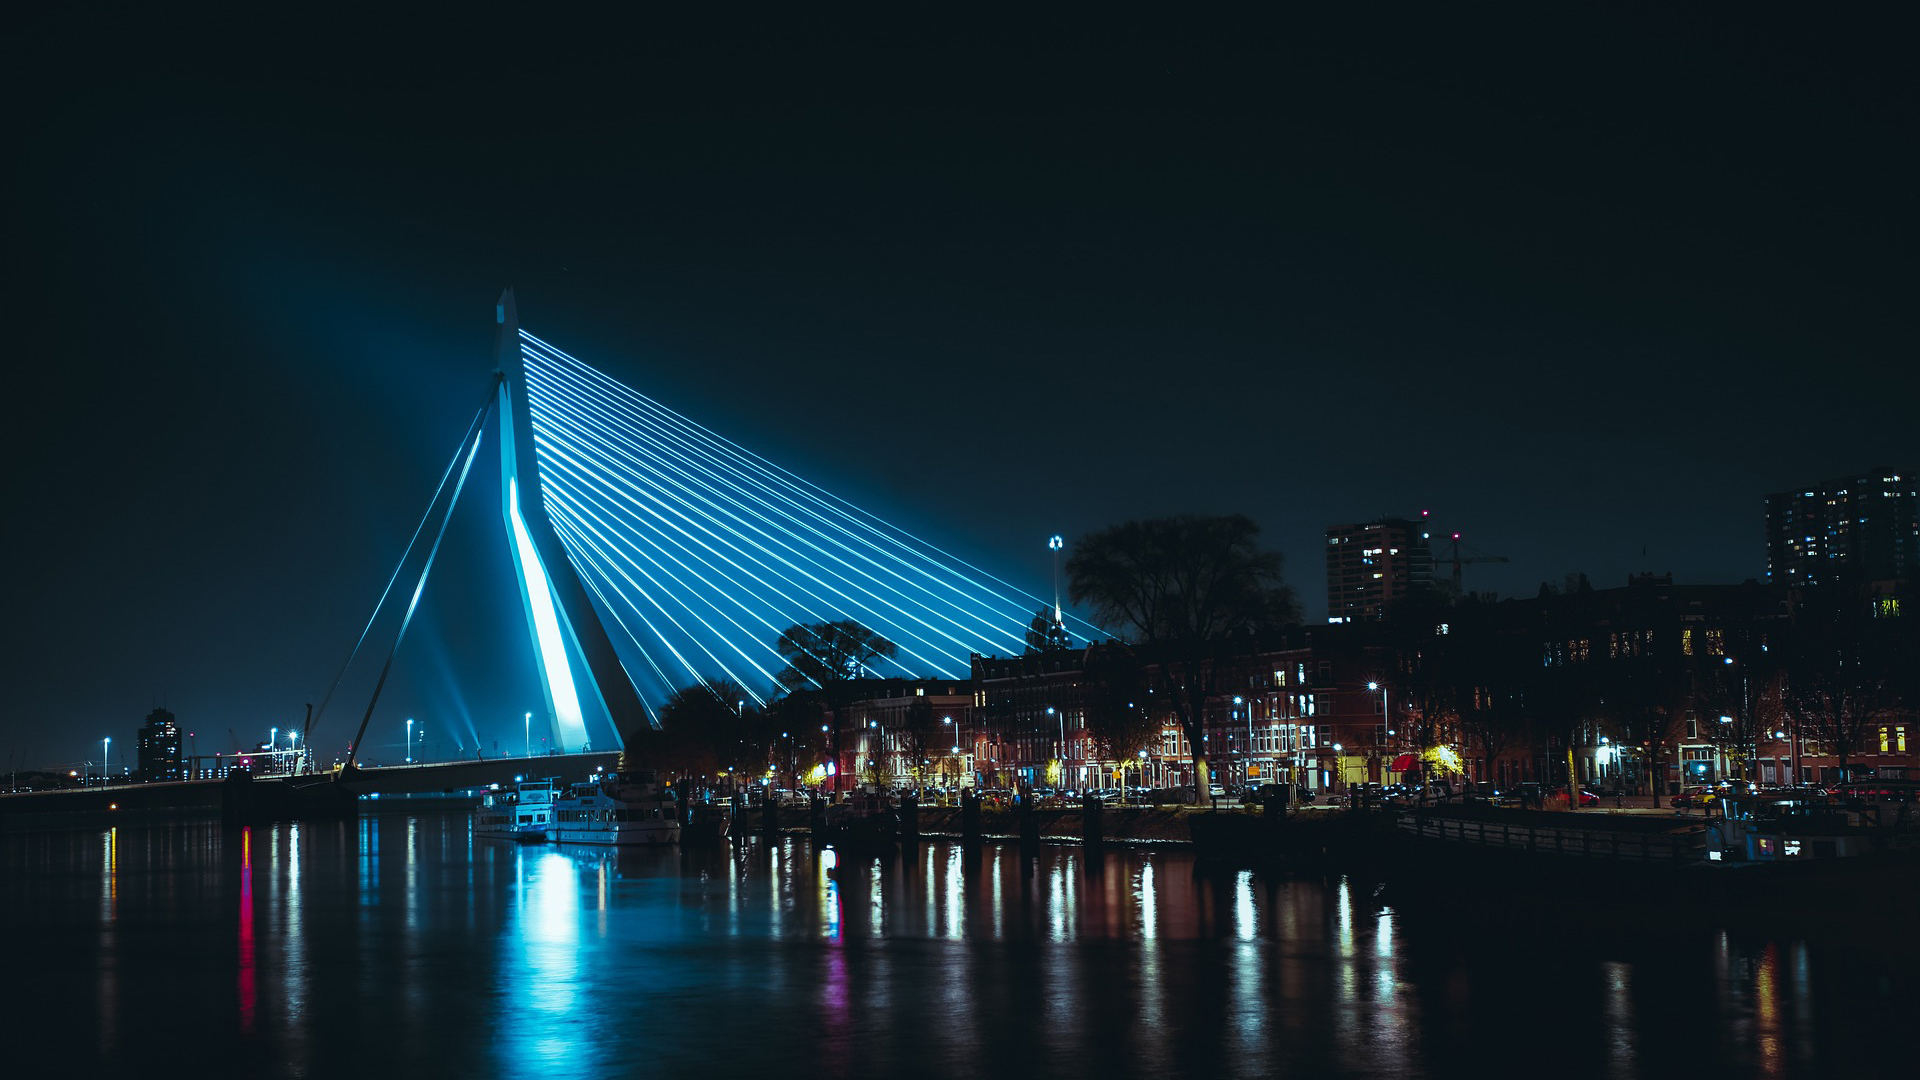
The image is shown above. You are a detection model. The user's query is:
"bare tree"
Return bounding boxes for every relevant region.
[1692,638,1780,785]
[774,620,896,789]
[1067,515,1298,800]
[1080,642,1160,774]
[1603,657,1691,806]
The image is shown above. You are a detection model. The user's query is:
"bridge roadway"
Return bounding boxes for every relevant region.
[0,751,623,825]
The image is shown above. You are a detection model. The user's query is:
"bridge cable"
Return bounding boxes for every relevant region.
[339,383,497,772]
[304,381,500,752]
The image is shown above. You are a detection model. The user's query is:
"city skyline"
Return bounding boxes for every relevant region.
[11,9,1914,768]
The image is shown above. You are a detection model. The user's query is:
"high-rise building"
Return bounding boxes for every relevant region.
[1326,517,1435,623]
[1765,469,1917,586]
[136,707,184,782]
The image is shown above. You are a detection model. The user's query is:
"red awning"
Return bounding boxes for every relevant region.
[1390,753,1418,772]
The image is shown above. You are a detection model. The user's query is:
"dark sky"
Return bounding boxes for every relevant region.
[9,8,1914,770]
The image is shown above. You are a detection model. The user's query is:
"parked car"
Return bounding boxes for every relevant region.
[1671,786,1718,808]
[1547,787,1599,807]
[1207,782,1225,799]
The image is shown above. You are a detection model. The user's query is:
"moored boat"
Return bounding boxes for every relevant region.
[820,787,898,853]
[1384,798,1920,922]
[679,799,731,845]
[474,779,558,843]
[547,770,680,846]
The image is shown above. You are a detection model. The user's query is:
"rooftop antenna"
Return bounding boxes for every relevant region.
[1048,535,1065,624]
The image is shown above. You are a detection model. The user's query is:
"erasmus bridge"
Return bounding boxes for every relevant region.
[319,291,1106,773]
[2,292,1108,820]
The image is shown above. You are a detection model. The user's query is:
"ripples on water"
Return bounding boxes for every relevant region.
[1,813,1908,1079]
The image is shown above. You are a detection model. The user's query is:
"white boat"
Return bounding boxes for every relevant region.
[474,779,558,843]
[548,770,680,846]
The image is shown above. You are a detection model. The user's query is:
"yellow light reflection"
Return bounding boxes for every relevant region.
[1602,960,1636,1076]
[1755,944,1783,1077]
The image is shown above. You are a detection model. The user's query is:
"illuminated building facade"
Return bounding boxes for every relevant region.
[1765,468,1916,587]
[1326,518,1434,623]
[841,681,973,790]
[136,707,183,782]
[970,651,1089,791]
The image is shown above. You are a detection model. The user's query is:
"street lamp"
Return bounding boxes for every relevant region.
[524,712,531,759]
[1367,680,1396,785]
[102,736,111,787]
[406,718,414,764]
[1046,705,1063,787]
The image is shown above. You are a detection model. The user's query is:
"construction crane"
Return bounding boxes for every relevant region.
[1443,532,1509,596]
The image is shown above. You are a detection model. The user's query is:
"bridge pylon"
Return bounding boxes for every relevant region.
[494,289,645,751]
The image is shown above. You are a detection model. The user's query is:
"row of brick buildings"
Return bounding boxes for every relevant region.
[826,576,1915,799]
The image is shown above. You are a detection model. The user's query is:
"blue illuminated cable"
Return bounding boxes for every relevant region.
[527,405,855,637]
[545,510,692,719]
[538,470,790,693]
[537,441,942,686]
[536,454,820,686]
[547,509,773,706]
[526,367,1024,656]
[537,384,998,672]
[543,515,672,727]
[310,381,496,747]
[526,369,1013,675]
[541,438,936,687]
[343,412,489,770]
[524,343,1059,650]
[528,390,956,656]
[525,351,1016,636]
[519,332,1094,699]
[523,331,1103,641]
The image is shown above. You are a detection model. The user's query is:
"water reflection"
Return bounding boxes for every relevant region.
[98,827,117,1056]
[503,849,589,1069]
[238,826,255,1033]
[2,819,1912,1079]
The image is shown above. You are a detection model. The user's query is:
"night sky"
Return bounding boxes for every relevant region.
[10,9,1913,771]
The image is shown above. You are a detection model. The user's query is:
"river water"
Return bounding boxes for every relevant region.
[2,812,1908,1079]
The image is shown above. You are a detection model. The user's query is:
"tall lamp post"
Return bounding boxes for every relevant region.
[524,712,531,759]
[1368,681,1393,784]
[101,736,111,787]
[1047,705,1061,790]
[944,715,958,792]
[1232,696,1244,790]
[406,718,414,764]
